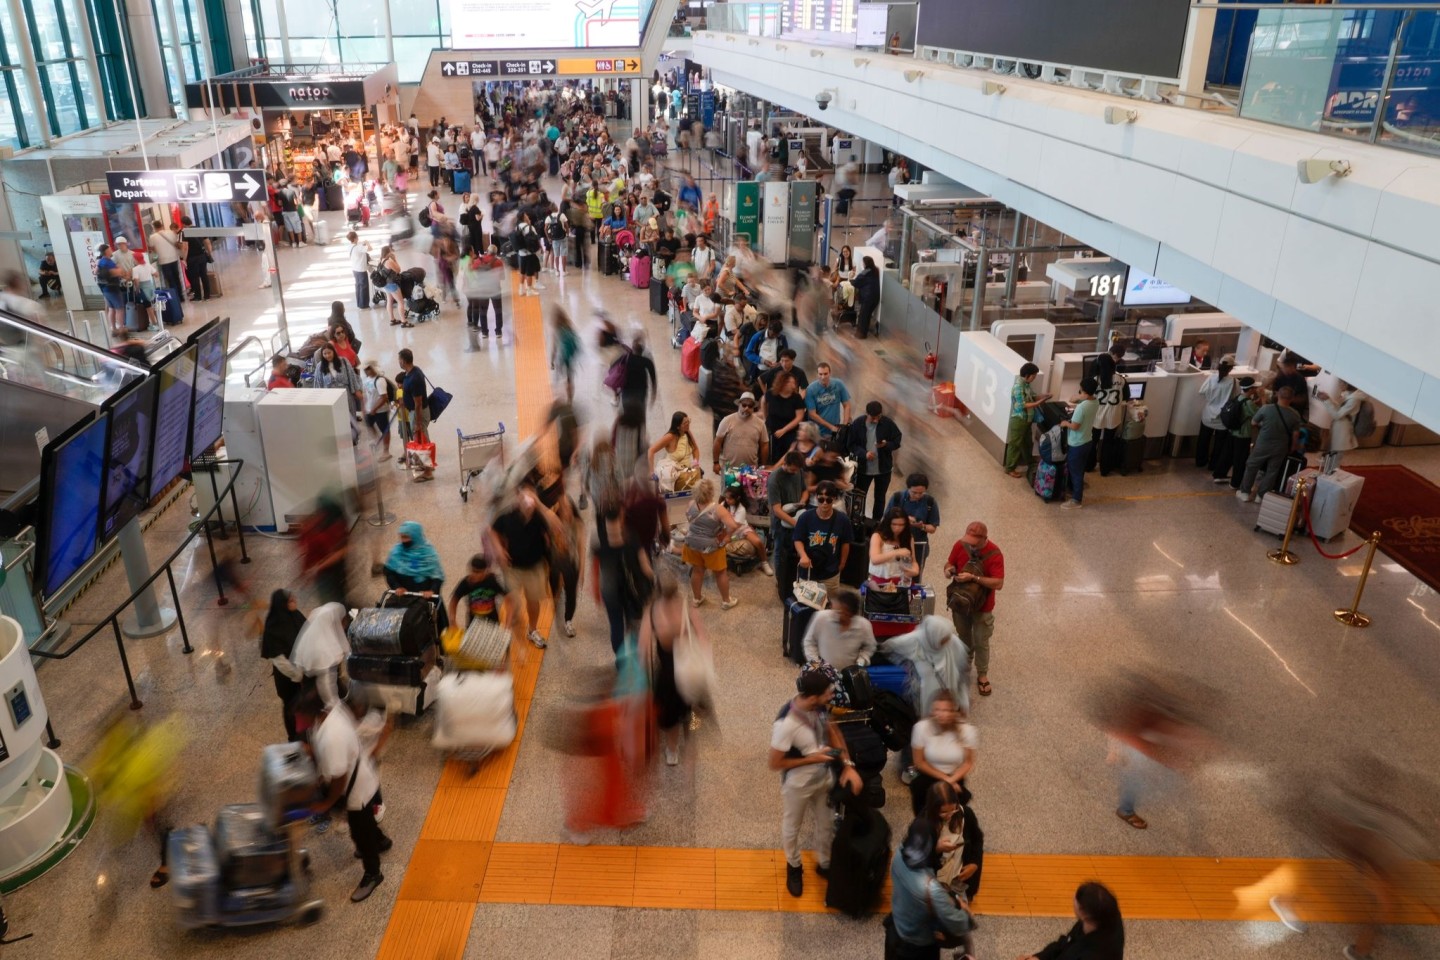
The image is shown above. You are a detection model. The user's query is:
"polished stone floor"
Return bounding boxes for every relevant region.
[13,174,1440,959]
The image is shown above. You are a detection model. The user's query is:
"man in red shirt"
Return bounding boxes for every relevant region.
[943,522,1005,697]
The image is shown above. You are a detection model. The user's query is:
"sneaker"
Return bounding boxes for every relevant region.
[663,745,679,766]
[527,629,547,649]
[760,561,775,576]
[899,765,918,785]
[1212,477,1229,484]
[692,596,705,607]
[307,814,331,834]
[785,863,803,898]
[350,872,384,903]
[1060,499,1082,509]
[378,453,392,462]
[1235,490,1254,502]
[373,803,386,824]
[815,863,830,879]
[480,333,489,340]
[1343,947,1372,960]
[721,598,739,610]
[534,283,546,291]
[564,620,576,638]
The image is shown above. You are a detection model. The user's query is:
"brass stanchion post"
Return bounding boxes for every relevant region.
[1267,477,1307,565]
[1334,531,1381,628]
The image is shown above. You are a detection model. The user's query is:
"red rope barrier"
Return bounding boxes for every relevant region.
[1302,489,1369,560]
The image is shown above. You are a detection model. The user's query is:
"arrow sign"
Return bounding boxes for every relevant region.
[441,62,456,76]
[627,60,639,71]
[105,169,268,204]
[236,173,261,199]
[543,61,555,73]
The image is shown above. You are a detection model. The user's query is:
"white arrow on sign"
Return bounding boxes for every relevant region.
[236,174,261,199]
[441,62,456,76]
[543,61,556,73]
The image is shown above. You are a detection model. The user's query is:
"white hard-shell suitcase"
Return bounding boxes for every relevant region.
[1255,492,1300,538]
[1308,469,1364,540]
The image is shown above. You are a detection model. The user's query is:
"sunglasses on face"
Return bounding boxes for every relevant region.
[816,496,833,503]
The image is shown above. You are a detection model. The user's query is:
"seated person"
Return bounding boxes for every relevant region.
[37,253,61,297]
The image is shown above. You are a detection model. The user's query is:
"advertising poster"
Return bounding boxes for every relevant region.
[74,231,106,296]
[787,180,817,266]
[734,182,760,244]
[761,181,791,265]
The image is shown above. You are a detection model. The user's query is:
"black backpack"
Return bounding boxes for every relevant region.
[1219,393,1246,431]
[417,206,432,228]
[546,214,567,240]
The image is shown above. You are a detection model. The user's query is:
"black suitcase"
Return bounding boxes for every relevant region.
[1035,400,1068,433]
[214,803,289,889]
[156,288,183,326]
[347,592,437,656]
[1276,452,1308,495]
[649,277,667,315]
[1120,436,1145,475]
[824,787,892,917]
[782,598,816,665]
[346,653,426,686]
[323,182,343,211]
[838,715,888,780]
[839,536,869,588]
[869,689,916,752]
[599,239,618,276]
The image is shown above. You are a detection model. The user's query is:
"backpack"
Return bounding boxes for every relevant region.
[1219,393,1246,431]
[546,213,567,240]
[1037,424,1067,464]
[417,206,432,228]
[522,227,541,254]
[946,543,998,617]
[1352,399,1377,439]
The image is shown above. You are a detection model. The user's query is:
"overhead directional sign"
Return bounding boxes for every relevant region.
[444,56,641,79]
[105,169,267,204]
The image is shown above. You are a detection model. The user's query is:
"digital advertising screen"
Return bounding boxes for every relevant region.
[856,3,889,47]
[1122,269,1192,307]
[189,317,230,459]
[149,343,198,496]
[100,375,158,542]
[36,413,109,599]
[450,0,642,49]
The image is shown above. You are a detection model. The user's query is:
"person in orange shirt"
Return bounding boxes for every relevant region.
[703,194,718,235]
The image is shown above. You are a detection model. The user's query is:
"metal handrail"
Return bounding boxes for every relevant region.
[31,459,251,720]
[226,335,264,363]
[2,533,34,573]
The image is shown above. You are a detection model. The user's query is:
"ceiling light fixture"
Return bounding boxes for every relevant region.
[980,80,1006,96]
[1103,105,1138,124]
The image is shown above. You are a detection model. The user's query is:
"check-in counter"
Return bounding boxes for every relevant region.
[1166,365,1261,456]
[952,331,1034,462]
[1049,352,1179,459]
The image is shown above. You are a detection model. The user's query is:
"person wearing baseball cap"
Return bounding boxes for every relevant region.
[111,235,136,273]
[1213,376,1263,488]
[715,390,768,470]
[360,360,394,462]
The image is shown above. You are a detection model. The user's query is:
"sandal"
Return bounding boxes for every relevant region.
[977,678,992,696]
[1006,470,1025,478]
[150,866,170,889]
[1116,810,1148,829]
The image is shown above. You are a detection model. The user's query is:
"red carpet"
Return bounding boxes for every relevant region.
[1345,464,1440,591]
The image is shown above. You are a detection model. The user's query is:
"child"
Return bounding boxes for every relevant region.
[719,485,773,576]
[445,553,511,629]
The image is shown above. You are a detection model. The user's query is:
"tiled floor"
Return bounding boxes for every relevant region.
[12,159,1440,959]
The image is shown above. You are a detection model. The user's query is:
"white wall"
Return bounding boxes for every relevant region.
[692,32,1440,430]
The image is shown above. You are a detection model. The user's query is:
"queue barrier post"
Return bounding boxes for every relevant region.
[1334,531,1381,629]
[1267,477,1308,566]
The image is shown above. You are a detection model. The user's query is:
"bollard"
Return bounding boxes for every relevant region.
[1334,531,1381,628]
[1267,477,1308,566]
[368,464,397,527]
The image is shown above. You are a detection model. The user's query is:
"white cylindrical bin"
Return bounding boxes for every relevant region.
[0,616,70,875]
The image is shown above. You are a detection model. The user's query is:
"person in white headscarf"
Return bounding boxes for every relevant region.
[883,615,971,717]
[290,601,351,708]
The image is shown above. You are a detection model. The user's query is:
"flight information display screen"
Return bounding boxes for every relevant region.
[149,343,197,495]
[37,414,109,598]
[100,376,158,541]
[189,318,230,458]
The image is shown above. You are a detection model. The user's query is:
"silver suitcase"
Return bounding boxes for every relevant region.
[168,825,220,928]
[258,743,318,829]
[214,803,290,889]
[1254,492,1299,538]
[1308,470,1364,540]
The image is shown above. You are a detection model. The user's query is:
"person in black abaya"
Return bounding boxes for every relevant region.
[261,589,307,742]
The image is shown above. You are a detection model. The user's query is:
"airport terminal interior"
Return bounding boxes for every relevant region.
[1,1,1440,958]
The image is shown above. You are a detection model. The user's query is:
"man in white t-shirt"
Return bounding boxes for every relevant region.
[426,138,442,188]
[768,670,862,898]
[311,690,393,902]
[692,235,716,279]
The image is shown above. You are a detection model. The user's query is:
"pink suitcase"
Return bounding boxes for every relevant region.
[630,255,651,289]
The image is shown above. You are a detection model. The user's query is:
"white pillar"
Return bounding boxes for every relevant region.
[157,0,190,117]
[630,78,647,137]
[275,0,293,63]
[382,0,394,63]
[1177,0,1218,99]
[124,0,178,118]
[5,0,51,144]
[70,0,109,122]
[221,0,252,70]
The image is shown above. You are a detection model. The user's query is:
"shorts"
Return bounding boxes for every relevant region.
[282,211,302,232]
[365,411,391,437]
[682,545,728,572]
[384,282,401,294]
[508,562,550,608]
[101,287,126,309]
[550,237,567,258]
[519,253,540,277]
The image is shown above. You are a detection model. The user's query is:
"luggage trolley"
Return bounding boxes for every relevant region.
[457,422,506,502]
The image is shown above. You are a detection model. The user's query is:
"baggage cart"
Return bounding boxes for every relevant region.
[457,422,506,502]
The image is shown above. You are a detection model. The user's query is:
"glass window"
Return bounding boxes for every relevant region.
[392,37,438,82]
[391,0,440,36]
[340,37,388,64]
[288,37,335,61]
[0,73,22,149]
[0,4,20,64]
[13,70,42,145]
[28,0,68,62]
[338,0,387,38]
[45,63,82,135]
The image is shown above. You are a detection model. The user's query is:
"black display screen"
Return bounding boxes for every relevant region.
[100,376,158,541]
[149,343,197,496]
[916,0,1193,80]
[36,413,109,598]
[189,317,230,459]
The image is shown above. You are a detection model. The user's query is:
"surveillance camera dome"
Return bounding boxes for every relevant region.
[816,91,832,110]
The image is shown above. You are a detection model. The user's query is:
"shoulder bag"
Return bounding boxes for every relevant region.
[671,601,715,707]
[425,375,453,422]
[793,573,828,611]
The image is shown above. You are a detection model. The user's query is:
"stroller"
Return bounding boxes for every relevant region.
[399,267,441,324]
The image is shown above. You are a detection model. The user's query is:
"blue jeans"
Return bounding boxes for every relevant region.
[1066,442,1091,504]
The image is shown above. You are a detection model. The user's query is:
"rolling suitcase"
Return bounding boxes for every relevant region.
[1276,453,1308,496]
[1120,437,1145,475]
[599,239,618,276]
[346,653,427,686]
[825,787,892,917]
[347,598,434,657]
[168,825,221,928]
[867,663,912,697]
[1032,459,1065,503]
[431,671,517,751]
[313,219,331,246]
[1308,469,1364,540]
[214,803,290,889]
[630,254,651,289]
[258,742,318,829]
[155,287,184,326]
[452,168,471,194]
[1254,491,1301,538]
[649,277,667,315]
[840,537,869,588]
[442,615,509,671]
[782,597,817,665]
[680,336,701,381]
[323,182,343,211]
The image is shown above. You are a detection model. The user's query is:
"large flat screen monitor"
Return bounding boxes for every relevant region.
[189,317,230,459]
[1121,269,1192,307]
[36,413,109,598]
[149,342,197,496]
[449,0,640,49]
[100,375,158,542]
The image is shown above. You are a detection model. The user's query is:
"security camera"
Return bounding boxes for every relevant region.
[815,91,833,111]
[1296,158,1352,184]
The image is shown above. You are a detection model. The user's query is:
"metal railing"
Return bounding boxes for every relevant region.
[30,460,251,722]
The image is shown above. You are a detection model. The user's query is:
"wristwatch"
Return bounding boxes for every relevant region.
[842,759,855,768]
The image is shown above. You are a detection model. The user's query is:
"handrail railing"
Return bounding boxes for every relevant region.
[31,459,251,724]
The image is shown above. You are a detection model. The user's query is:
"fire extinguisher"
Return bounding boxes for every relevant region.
[923,342,938,380]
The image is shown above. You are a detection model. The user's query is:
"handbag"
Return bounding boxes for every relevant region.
[671,600,714,706]
[864,585,910,617]
[426,377,453,422]
[793,575,827,611]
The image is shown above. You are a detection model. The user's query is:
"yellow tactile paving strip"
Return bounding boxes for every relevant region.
[375,277,1439,959]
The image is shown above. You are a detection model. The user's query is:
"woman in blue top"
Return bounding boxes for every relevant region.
[1059,378,1099,509]
[600,203,628,239]
[95,244,130,335]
